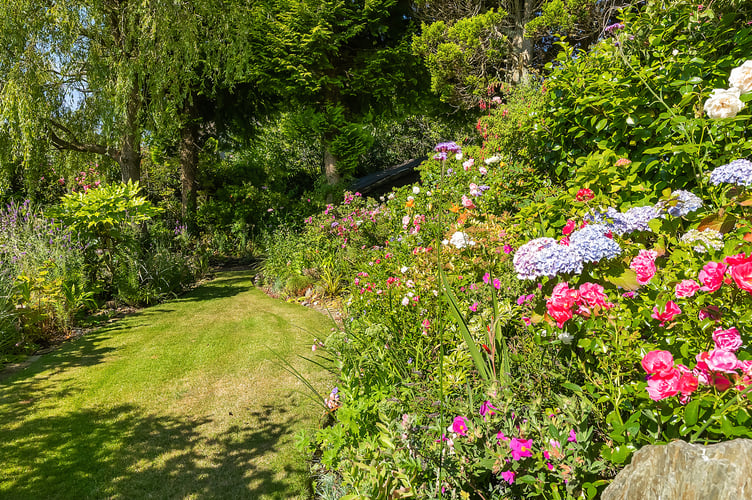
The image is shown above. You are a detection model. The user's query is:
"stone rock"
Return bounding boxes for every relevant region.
[602,439,752,500]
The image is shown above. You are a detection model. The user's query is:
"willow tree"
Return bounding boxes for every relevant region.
[0,1,148,183]
[0,0,275,223]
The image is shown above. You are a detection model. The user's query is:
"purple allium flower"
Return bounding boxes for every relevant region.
[434,141,461,153]
[709,159,752,186]
[605,22,625,33]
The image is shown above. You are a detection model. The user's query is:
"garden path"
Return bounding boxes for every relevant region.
[0,270,334,499]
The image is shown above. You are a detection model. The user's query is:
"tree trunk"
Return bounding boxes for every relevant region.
[509,0,535,84]
[324,146,340,185]
[119,87,141,182]
[179,100,200,234]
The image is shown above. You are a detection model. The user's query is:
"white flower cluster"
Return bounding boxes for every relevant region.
[704,60,752,119]
[680,228,724,253]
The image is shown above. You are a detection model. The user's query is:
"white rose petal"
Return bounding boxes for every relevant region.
[449,231,474,249]
[704,87,745,119]
[412,186,420,195]
[729,60,752,94]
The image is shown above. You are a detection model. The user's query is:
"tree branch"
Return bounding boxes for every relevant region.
[47,119,119,160]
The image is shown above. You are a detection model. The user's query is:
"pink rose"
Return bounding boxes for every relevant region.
[706,349,739,374]
[646,369,680,401]
[562,219,576,236]
[724,252,752,266]
[578,282,614,310]
[674,279,700,298]
[651,301,681,326]
[738,360,752,374]
[731,261,752,293]
[461,195,476,209]
[641,350,675,376]
[630,249,658,285]
[510,437,533,460]
[546,282,579,328]
[712,327,743,352]
[698,261,728,292]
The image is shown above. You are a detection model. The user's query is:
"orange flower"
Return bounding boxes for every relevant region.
[449,204,460,213]
[405,199,414,208]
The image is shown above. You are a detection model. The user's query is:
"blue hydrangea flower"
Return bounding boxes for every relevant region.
[588,205,660,235]
[709,159,752,186]
[569,224,622,263]
[513,237,583,280]
[655,190,703,217]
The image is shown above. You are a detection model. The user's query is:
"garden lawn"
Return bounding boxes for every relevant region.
[0,271,334,500]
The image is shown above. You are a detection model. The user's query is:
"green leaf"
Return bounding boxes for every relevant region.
[684,399,700,426]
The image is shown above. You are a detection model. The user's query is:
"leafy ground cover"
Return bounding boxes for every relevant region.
[0,271,334,499]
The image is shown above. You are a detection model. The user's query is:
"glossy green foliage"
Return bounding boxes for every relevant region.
[544,0,752,188]
[412,10,509,106]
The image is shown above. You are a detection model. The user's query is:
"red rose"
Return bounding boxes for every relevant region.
[724,252,752,266]
[575,188,595,202]
[677,373,699,395]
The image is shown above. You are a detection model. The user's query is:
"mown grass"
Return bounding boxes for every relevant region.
[0,271,335,499]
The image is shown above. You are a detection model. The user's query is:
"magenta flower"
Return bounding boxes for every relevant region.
[479,400,497,419]
[567,429,577,442]
[496,431,510,444]
[483,273,490,284]
[450,416,468,436]
[492,278,501,289]
[509,437,533,460]
[501,470,515,484]
[470,302,478,312]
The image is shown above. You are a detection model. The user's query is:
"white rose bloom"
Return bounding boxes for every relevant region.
[401,296,409,306]
[455,152,463,161]
[729,60,752,94]
[484,155,500,165]
[400,266,408,273]
[449,231,474,249]
[704,87,745,119]
[558,332,574,344]
[412,186,420,194]
[672,49,679,56]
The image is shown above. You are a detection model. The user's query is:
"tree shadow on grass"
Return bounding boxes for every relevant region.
[0,401,310,499]
[174,274,254,304]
